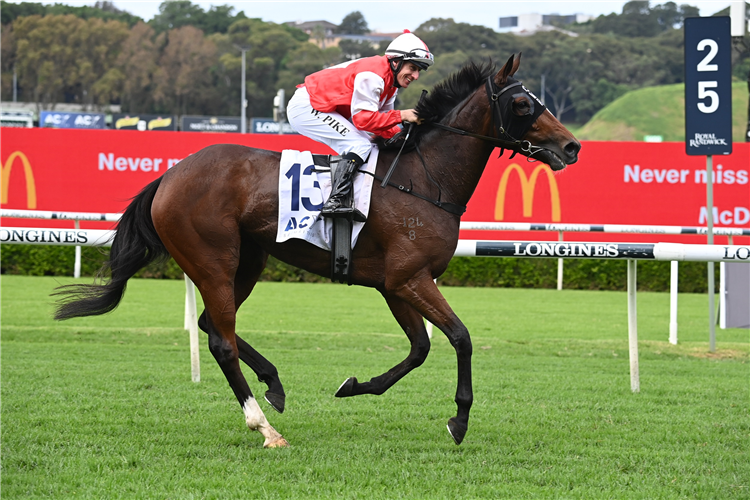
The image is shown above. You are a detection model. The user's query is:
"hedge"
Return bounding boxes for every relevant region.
[1,244,719,293]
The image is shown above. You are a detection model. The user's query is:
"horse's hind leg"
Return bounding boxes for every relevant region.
[163,233,287,448]
[199,312,286,413]
[197,239,286,413]
[335,293,431,397]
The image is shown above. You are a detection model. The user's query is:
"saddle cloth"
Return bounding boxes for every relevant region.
[275,148,378,250]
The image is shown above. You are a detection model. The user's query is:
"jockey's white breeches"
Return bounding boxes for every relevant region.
[287,87,374,162]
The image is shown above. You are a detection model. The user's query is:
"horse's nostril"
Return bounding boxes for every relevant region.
[564,141,581,158]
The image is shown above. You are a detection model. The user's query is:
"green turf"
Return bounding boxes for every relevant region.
[2,276,748,499]
[576,81,749,142]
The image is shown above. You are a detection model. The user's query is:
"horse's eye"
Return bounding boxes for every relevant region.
[514,98,531,115]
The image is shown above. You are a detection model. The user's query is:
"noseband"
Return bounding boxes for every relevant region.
[430,76,548,160]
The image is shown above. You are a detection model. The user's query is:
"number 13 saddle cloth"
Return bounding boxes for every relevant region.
[275,148,378,250]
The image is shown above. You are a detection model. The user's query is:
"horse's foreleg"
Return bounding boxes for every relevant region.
[335,294,430,397]
[387,275,473,445]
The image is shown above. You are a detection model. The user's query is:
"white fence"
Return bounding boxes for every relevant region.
[3,209,749,392]
[0,210,201,383]
[454,239,750,392]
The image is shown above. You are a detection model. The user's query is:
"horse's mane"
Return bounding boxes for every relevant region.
[415,60,497,123]
[377,60,497,151]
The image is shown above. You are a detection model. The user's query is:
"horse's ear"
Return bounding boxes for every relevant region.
[495,53,521,85]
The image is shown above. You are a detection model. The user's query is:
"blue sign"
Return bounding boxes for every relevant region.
[684,17,732,156]
[40,111,105,129]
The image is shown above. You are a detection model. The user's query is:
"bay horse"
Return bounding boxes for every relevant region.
[54,54,580,448]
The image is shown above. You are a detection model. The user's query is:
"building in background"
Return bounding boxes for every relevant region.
[498,13,594,35]
[285,20,397,49]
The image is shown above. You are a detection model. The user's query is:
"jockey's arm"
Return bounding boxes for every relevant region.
[383,88,421,125]
[351,72,405,139]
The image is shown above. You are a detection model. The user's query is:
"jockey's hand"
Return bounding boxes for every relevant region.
[400,109,423,125]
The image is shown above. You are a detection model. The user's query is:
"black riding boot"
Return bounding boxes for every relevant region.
[321,152,365,219]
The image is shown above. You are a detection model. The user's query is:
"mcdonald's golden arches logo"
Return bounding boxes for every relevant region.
[495,163,560,221]
[2,151,37,209]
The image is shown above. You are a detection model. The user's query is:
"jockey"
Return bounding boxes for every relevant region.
[287,30,433,218]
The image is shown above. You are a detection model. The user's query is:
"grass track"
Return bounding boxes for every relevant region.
[2,276,748,499]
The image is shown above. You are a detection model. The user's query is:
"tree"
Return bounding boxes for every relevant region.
[149,1,248,35]
[1,21,17,101]
[396,50,471,109]
[12,14,129,111]
[149,0,205,33]
[152,25,220,115]
[590,1,700,37]
[1,1,46,24]
[202,5,246,34]
[70,16,131,106]
[415,18,516,61]
[337,11,368,35]
[217,18,307,117]
[0,0,141,27]
[117,22,160,113]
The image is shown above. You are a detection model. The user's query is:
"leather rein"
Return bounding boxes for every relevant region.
[375,76,550,216]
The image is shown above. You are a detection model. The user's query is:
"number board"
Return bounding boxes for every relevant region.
[684,17,733,156]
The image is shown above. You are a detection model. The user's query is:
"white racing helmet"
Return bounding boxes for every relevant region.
[385,30,434,70]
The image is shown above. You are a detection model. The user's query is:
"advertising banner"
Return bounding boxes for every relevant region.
[40,111,106,129]
[1,112,33,128]
[462,141,749,244]
[181,116,241,133]
[1,128,748,245]
[112,113,177,131]
[251,118,297,134]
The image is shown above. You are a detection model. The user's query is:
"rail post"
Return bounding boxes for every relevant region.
[627,259,640,393]
[74,219,82,278]
[669,261,678,344]
[557,230,564,290]
[184,274,200,383]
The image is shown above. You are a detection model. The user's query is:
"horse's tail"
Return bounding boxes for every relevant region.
[53,177,169,320]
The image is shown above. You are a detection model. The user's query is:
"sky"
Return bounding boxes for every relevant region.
[7,0,735,32]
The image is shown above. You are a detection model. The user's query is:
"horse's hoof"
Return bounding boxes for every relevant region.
[335,377,358,397]
[263,436,290,448]
[264,391,285,413]
[446,418,467,445]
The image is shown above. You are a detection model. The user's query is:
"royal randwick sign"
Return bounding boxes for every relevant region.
[685,17,732,156]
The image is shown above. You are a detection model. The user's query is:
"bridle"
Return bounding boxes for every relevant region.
[428,76,548,161]
[375,74,554,216]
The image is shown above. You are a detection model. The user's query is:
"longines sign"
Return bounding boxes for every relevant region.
[476,241,656,259]
[0,228,113,246]
[456,241,750,262]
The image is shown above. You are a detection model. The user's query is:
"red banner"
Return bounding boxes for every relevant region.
[2,128,748,244]
[467,141,749,244]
